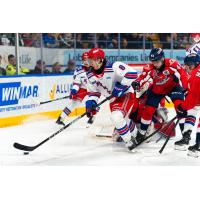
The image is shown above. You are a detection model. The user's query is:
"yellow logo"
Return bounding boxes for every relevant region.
[49,84,56,100]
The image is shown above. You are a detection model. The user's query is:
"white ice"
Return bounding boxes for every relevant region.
[0,108,200,166]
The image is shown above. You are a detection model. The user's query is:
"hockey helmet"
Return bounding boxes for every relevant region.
[149,48,165,61]
[81,52,89,60]
[88,48,105,60]
[184,53,200,67]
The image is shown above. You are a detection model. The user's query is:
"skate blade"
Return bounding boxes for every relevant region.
[174,145,187,151]
[187,150,199,158]
[128,149,137,153]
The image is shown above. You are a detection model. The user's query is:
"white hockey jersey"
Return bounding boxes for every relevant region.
[86,61,138,102]
[71,65,89,91]
[186,42,200,56]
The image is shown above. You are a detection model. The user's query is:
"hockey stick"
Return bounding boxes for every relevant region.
[13,95,112,152]
[40,95,71,105]
[40,90,89,105]
[164,96,170,104]
[134,116,177,148]
[159,117,180,154]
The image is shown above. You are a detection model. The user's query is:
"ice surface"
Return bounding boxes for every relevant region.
[0,108,200,166]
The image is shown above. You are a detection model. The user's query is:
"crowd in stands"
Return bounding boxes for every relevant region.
[0,33,193,49]
[0,54,76,76]
[0,33,193,76]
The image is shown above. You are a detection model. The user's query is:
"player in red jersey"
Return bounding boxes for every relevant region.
[131,48,188,146]
[174,54,200,157]
[130,79,175,142]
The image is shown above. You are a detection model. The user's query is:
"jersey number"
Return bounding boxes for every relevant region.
[119,65,125,70]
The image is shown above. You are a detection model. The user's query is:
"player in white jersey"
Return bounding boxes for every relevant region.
[85,48,139,151]
[56,52,90,126]
[186,33,200,56]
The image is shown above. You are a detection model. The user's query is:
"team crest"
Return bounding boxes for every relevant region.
[163,70,170,75]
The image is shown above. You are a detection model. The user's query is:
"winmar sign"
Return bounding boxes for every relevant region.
[0,82,39,106]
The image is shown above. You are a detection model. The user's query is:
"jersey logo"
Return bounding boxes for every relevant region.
[163,70,170,75]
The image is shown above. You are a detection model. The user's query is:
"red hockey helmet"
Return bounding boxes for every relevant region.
[191,33,200,43]
[191,33,200,38]
[81,52,89,60]
[88,48,105,60]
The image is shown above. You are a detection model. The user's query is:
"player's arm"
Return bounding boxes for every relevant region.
[169,60,188,90]
[112,62,138,97]
[132,64,152,92]
[71,67,84,92]
[85,73,101,118]
[182,73,200,110]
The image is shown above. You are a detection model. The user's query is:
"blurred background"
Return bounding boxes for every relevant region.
[0,33,192,76]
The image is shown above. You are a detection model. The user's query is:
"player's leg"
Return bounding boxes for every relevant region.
[188,109,200,157]
[56,88,87,126]
[113,116,136,142]
[137,90,164,142]
[174,108,198,150]
[110,93,138,150]
[166,85,191,150]
[56,99,81,126]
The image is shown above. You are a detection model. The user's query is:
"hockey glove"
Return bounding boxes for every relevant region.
[112,82,128,97]
[132,81,140,91]
[86,100,99,118]
[176,104,187,118]
[70,89,78,100]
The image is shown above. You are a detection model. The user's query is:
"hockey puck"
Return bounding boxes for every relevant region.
[23,152,29,155]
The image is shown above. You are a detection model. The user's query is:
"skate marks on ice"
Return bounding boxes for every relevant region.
[0,117,200,165]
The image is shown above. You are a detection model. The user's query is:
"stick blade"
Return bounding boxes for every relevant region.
[13,142,35,152]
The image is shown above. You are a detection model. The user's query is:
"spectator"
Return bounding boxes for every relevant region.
[0,34,11,46]
[29,60,50,74]
[20,33,34,47]
[43,33,59,48]
[59,33,74,48]
[158,33,171,49]
[79,33,95,49]
[111,36,118,49]
[0,55,6,75]
[173,33,190,49]
[6,54,30,75]
[87,33,95,48]
[64,59,76,73]
[52,62,62,74]
[98,33,113,49]
[32,33,41,47]
[76,33,82,48]
[121,38,128,49]
[146,33,161,48]
[126,33,143,49]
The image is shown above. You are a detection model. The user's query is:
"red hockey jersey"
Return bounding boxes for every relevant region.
[182,65,200,110]
[137,58,188,95]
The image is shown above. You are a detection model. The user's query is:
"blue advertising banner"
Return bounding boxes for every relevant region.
[63,49,187,65]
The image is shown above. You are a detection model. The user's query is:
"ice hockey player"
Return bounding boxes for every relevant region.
[186,33,200,56]
[86,47,139,151]
[56,52,90,126]
[181,33,200,140]
[131,48,188,147]
[130,78,175,142]
[174,54,200,157]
